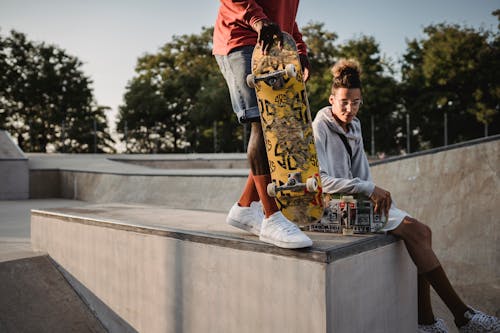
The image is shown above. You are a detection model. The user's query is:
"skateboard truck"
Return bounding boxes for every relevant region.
[267,172,319,197]
[246,64,297,90]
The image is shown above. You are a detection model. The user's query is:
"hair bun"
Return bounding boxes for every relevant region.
[331,58,362,89]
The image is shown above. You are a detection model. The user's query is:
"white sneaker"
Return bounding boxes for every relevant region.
[259,211,313,249]
[459,307,500,333]
[226,201,263,236]
[418,318,449,333]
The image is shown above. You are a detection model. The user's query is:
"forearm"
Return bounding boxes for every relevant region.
[320,171,375,197]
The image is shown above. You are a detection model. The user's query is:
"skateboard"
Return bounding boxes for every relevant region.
[246,32,323,226]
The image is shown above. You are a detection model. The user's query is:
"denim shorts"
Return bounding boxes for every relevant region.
[215,46,260,123]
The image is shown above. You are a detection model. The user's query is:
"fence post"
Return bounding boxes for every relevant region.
[93,118,97,153]
[406,113,411,154]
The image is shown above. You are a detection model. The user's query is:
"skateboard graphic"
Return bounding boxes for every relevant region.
[247,32,323,226]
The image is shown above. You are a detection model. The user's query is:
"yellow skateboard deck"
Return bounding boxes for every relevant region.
[247,32,323,226]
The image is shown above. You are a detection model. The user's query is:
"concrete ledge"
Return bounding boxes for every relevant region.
[0,160,29,200]
[31,171,247,211]
[0,131,29,200]
[109,153,248,169]
[28,154,249,210]
[371,137,500,317]
[31,204,417,333]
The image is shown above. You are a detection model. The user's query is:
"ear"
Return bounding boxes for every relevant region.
[329,94,335,105]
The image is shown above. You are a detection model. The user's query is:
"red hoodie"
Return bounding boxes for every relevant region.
[213,0,307,56]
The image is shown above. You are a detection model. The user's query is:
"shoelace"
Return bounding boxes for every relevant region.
[471,312,498,327]
[419,319,447,333]
[272,216,300,234]
[463,310,500,331]
[251,203,264,218]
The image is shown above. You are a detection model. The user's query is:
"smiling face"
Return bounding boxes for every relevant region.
[329,87,362,131]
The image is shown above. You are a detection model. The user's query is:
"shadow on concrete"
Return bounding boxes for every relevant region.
[0,255,106,333]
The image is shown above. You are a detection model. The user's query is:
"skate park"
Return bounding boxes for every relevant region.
[0,130,499,332]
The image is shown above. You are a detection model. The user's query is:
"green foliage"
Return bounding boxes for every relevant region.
[337,36,400,154]
[117,27,242,153]
[301,22,339,115]
[401,17,499,148]
[303,26,400,154]
[118,12,499,155]
[0,30,114,153]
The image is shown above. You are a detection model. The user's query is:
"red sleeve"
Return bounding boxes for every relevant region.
[222,0,268,29]
[292,22,308,56]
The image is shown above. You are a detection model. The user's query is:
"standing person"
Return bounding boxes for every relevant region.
[213,0,313,249]
[312,58,500,332]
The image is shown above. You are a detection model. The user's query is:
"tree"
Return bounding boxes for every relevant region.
[337,36,400,155]
[0,30,114,153]
[301,22,339,115]
[302,25,400,154]
[401,17,499,149]
[118,27,242,153]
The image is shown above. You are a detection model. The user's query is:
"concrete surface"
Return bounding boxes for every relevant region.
[0,199,115,332]
[0,130,25,159]
[32,203,416,333]
[2,135,498,332]
[371,136,500,322]
[0,255,106,333]
[0,130,29,199]
[0,199,87,263]
[108,153,248,169]
[28,153,249,211]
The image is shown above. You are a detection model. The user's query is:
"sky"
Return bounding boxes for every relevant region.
[1,0,498,138]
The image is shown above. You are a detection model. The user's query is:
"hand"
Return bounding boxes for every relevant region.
[253,19,283,54]
[300,54,311,82]
[369,186,392,217]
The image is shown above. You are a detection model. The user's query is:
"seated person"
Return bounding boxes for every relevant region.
[312,58,500,333]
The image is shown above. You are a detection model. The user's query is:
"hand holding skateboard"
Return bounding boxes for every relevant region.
[253,19,283,54]
[246,32,323,226]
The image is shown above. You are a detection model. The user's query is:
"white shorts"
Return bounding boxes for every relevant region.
[379,203,410,233]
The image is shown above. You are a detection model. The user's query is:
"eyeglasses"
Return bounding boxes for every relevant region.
[332,96,363,109]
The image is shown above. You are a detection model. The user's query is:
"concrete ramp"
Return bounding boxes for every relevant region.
[0,255,106,333]
[0,130,29,199]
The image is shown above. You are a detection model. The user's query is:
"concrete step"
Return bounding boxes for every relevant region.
[31,203,417,333]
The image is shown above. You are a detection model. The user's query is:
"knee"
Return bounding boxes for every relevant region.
[403,217,432,246]
[247,123,266,157]
[247,123,268,174]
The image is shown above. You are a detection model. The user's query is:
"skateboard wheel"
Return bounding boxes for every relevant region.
[267,183,277,197]
[246,74,256,88]
[306,177,318,192]
[285,64,297,78]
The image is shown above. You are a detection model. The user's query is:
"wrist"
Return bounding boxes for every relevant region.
[252,18,270,33]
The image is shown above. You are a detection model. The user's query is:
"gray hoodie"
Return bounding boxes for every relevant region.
[312,106,375,196]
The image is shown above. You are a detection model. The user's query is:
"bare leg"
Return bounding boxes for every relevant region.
[390,217,440,272]
[391,217,468,326]
[247,122,269,175]
[247,122,279,217]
